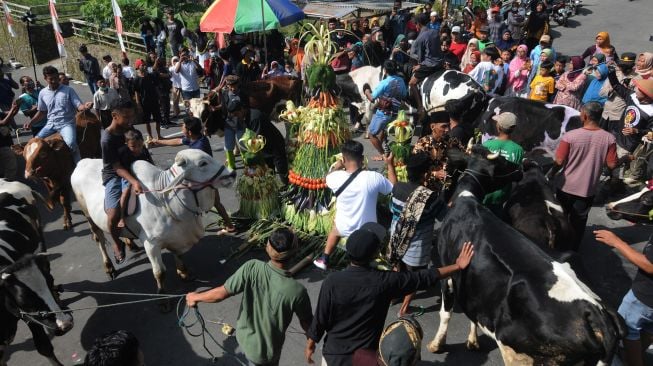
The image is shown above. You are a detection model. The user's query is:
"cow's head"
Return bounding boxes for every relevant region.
[22,137,72,181]
[0,254,73,335]
[452,145,523,200]
[188,98,224,137]
[606,185,653,223]
[165,149,235,210]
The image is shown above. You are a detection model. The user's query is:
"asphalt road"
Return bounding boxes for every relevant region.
[3,1,653,365]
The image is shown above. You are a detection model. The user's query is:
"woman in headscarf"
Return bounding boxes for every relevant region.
[582,60,609,105]
[584,53,605,82]
[506,44,531,97]
[391,34,410,66]
[460,38,479,71]
[582,32,618,64]
[523,2,549,52]
[553,56,587,110]
[349,20,364,40]
[636,52,653,79]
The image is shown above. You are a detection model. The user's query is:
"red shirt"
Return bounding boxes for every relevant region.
[449,41,467,61]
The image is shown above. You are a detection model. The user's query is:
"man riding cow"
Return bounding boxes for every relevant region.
[409,13,443,111]
[24,66,93,163]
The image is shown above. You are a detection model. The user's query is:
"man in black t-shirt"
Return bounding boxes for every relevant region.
[164,8,184,57]
[594,229,653,366]
[133,59,162,139]
[101,101,143,264]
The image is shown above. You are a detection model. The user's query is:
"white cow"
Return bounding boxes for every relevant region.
[71,149,234,292]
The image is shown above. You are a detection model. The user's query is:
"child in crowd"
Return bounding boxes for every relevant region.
[529,60,555,102]
[118,129,153,227]
[93,78,120,129]
[469,47,504,96]
[463,51,481,73]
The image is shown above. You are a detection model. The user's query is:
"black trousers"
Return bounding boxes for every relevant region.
[556,189,594,251]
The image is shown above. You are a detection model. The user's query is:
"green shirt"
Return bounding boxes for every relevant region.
[482,138,524,205]
[224,259,312,364]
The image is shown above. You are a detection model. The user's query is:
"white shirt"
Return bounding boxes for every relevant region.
[469,61,504,96]
[102,65,112,81]
[93,88,120,111]
[326,170,393,237]
[121,66,135,79]
[169,64,181,88]
[178,61,200,92]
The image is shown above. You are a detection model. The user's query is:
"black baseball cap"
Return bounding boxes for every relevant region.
[346,223,386,262]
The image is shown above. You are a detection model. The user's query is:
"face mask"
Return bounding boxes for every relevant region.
[26,81,35,89]
[210,52,217,57]
[100,87,109,92]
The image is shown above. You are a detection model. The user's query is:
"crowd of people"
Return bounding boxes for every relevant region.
[2,0,653,366]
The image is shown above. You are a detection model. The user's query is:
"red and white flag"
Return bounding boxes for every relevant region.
[1,1,16,37]
[111,0,126,52]
[49,0,66,58]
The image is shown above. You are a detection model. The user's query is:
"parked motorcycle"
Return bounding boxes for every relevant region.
[550,0,572,27]
[569,0,582,15]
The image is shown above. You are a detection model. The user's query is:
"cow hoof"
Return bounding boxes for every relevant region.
[177,269,196,282]
[105,268,118,281]
[427,341,445,354]
[158,298,173,313]
[466,340,480,351]
[63,222,71,230]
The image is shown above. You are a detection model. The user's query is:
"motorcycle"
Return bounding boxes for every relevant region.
[568,0,582,15]
[550,0,572,27]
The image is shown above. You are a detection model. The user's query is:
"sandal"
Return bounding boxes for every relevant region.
[114,243,126,265]
[217,226,237,235]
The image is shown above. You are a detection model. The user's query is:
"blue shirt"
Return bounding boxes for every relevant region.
[409,28,442,67]
[372,75,407,113]
[19,90,47,128]
[182,135,212,157]
[37,84,83,127]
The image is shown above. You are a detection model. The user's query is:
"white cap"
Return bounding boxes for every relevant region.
[430,11,438,17]
[451,26,461,33]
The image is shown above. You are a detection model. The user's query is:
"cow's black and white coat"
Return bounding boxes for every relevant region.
[476,97,583,155]
[0,179,72,366]
[427,149,625,365]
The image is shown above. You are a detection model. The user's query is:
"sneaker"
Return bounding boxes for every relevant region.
[313,255,328,270]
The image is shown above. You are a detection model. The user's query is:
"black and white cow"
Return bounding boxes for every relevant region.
[0,179,73,366]
[428,147,625,365]
[476,97,583,155]
[606,181,653,223]
[505,159,576,251]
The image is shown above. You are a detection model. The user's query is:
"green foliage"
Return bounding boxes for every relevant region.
[306,63,335,91]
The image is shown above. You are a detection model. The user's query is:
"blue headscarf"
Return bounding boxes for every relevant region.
[581,63,609,105]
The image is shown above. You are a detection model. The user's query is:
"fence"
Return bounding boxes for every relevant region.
[70,18,147,56]
[0,0,84,24]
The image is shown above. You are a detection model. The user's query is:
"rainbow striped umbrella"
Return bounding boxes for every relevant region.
[199,0,305,34]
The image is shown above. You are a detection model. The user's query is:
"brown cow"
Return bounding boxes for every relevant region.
[13,111,101,230]
[193,76,301,136]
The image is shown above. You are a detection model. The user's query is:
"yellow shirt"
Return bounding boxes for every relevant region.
[529,75,555,102]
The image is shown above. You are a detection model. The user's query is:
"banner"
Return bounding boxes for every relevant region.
[1,1,16,37]
[111,0,126,52]
[49,0,66,58]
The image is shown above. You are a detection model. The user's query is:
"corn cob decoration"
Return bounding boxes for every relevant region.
[386,111,413,182]
[235,129,282,219]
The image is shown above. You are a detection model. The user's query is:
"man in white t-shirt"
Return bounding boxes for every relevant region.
[174,47,202,111]
[169,56,182,117]
[314,140,397,270]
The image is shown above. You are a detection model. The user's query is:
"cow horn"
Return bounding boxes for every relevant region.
[487,152,500,160]
[466,137,474,154]
[1,273,11,280]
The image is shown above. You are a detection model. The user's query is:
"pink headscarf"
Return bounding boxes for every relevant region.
[508,44,529,91]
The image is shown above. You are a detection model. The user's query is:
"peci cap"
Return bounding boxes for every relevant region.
[618,52,637,65]
[540,34,551,43]
[346,223,386,262]
[430,11,438,17]
[492,112,517,130]
[451,25,461,33]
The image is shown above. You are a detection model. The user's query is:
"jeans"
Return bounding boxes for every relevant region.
[224,127,244,151]
[86,76,99,95]
[156,42,167,60]
[141,34,154,52]
[556,189,594,251]
[37,122,81,163]
[619,289,653,340]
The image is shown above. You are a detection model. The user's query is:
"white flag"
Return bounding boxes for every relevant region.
[1,1,16,37]
[49,0,66,58]
[111,0,126,52]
